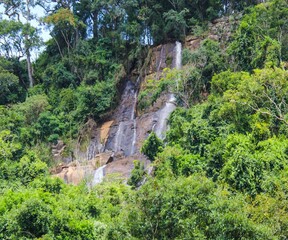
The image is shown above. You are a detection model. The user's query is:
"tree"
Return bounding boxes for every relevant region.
[16,198,52,238]
[75,79,116,121]
[211,68,288,131]
[0,0,44,87]
[127,160,146,189]
[0,130,21,162]
[0,65,20,105]
[242,68,288,127]
[222,0,263,14]
[141,132,164,161]
[229,0,288,71]
[163,8,188,41]
[44,8,85,57]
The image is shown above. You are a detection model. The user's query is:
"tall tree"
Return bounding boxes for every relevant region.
[0,19,41,88]
[0,0,43,87]
[44,8,84,56]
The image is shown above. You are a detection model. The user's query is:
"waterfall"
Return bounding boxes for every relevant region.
[92,165,106,185]
[175,41,182,90]
[130,119,137,155]
[157,45,165,79]
[59,43,185,185]
[131,78,139,120]
[104,79,140,156]
[130,78,139,155]
[155,94,177,139]
[85,42,181,159]
[175,41,182,70]
[87,43,181,159]
[112,81,135,153]
[154,41,182,139]
[114,122,124,152]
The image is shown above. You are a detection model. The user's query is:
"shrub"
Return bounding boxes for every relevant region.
[141,132,164,161]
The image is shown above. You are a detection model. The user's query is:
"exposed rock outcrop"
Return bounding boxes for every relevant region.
[54,17,238,185]
[53,40,184,185]
[52,151,113,185]
[186,15,240,51]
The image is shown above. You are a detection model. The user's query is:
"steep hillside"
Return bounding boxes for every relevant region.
[53,41,183,184]
[53,14,236,184]
[1,0,288,239]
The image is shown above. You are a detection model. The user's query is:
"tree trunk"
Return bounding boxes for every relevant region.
[92,11,99,40]
[25,0,33,88]
[26,45,34,88]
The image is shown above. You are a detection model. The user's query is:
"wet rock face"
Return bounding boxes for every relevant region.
[154,94,177,139]
[86,120,114,159]
[147,43,175,76]
[104,80,138,156]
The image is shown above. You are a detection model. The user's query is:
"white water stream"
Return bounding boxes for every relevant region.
[112,79,139,156]
[175,41,182,70]
[155,41,182,139]
[130,97,138,155]
[114,121,124,152]
[155,94,177,139]
[92,164,106,186]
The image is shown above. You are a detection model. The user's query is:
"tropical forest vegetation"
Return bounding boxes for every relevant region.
[0,0,288,239]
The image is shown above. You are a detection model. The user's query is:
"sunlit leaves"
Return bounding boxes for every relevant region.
[45,8,80,29]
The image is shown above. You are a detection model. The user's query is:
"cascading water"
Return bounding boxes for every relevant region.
[85,43,180,161]
[154,41,182,139]
[57,41,185,186]
[114,122,124,152]
[154,42,182,139]
[92,164,106,186]
[90,80,139,185]
[175,41,182,70]
[155,94,177,139]
[130,120,137,155]
[88,42,180,160]
[130,77,140,155]
[105,79,139,156]
[157,45,165,79]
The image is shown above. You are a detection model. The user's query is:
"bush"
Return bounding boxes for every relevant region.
[35,111,64,142]
[127,160,146,189]
[14,94,50,125]
[0,69,21,105]
[15,198,52,238]
[75,80,116,121]
[141,132,164,161]
[43,61,77,89]
[155,145,205,178]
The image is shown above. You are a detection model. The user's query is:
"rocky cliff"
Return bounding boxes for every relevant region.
[52,41,181,185]
[52,17,237,185]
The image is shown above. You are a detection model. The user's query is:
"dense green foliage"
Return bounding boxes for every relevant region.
[166,68,288,195]
[229,0,288,71]
[127,160,146,189]
[0,0,288,239]
[141,132,164,161]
